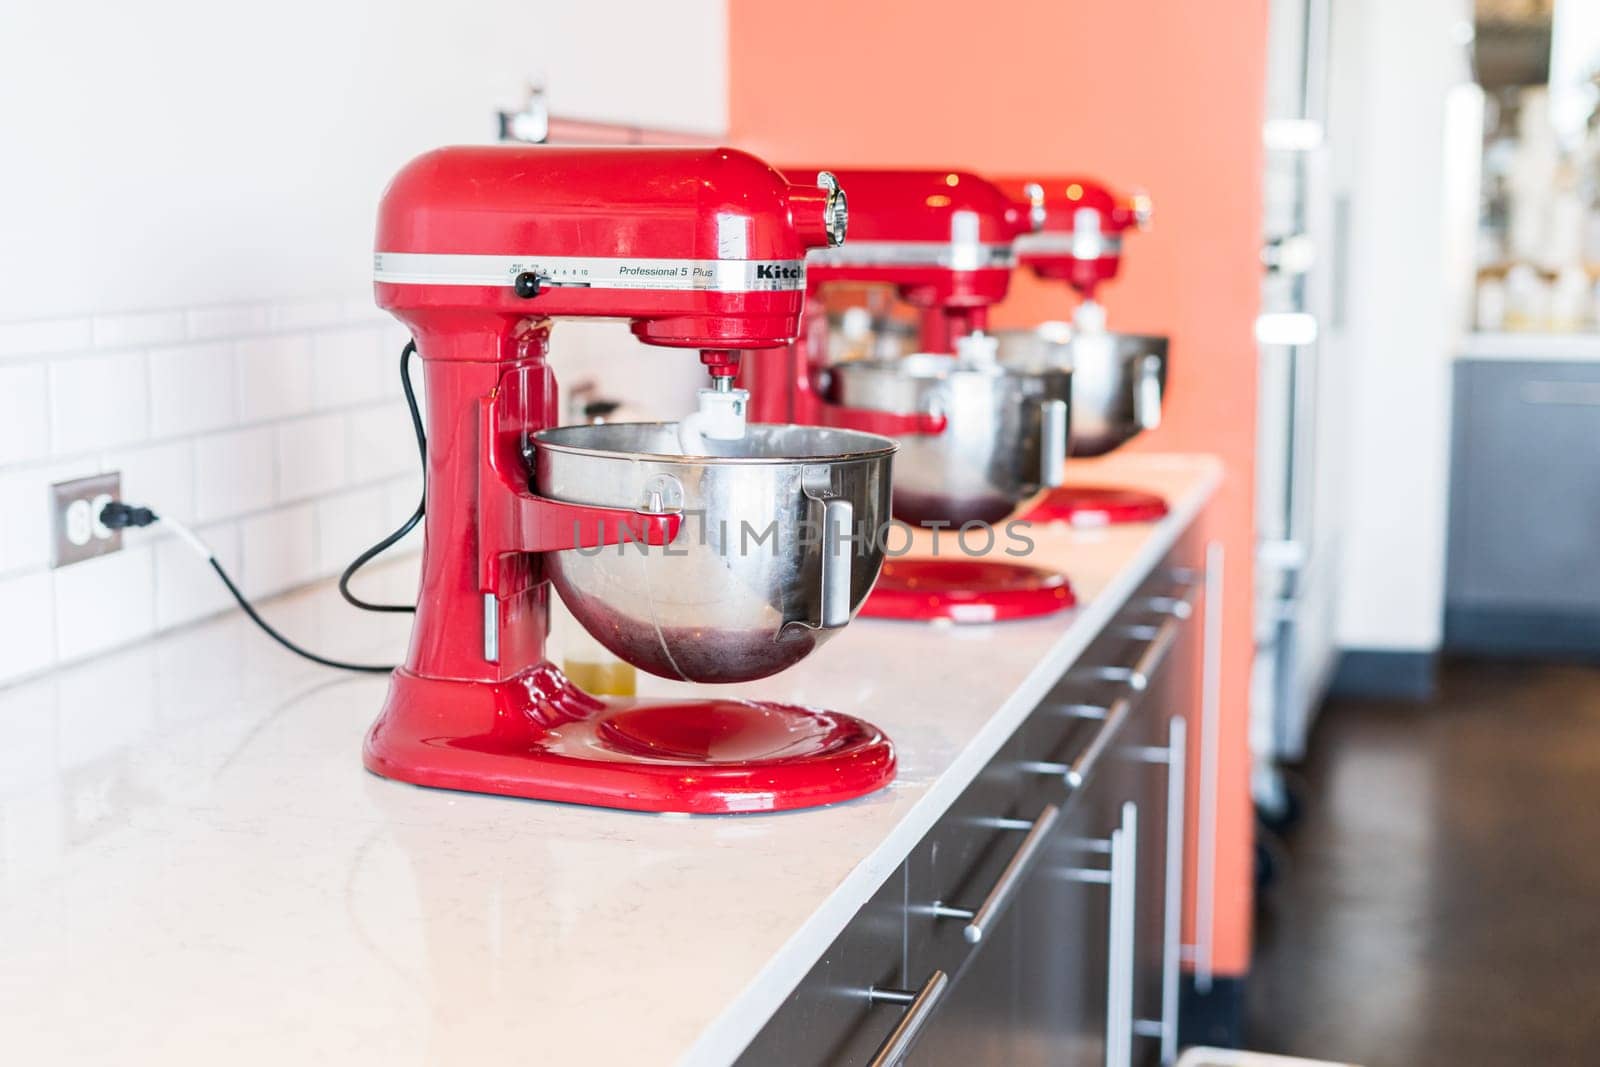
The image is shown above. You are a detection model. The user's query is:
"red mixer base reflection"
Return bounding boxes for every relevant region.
[1019,485,1170,527]
[857,558,1077,623]
[364,664,898,814]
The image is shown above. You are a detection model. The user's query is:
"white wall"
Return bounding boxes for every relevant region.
[0,1,726,687]
[0,0,727,319]
[1332,0,1473,654]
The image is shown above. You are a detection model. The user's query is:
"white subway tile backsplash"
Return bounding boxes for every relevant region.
[186,304,268,341]
[91,310,186,349]
[194,426,275,521]
[0,294,437,688]
[149,343,238,438]
[311,327,387,410]
[237,334,313,423]
[341,298,389,325]
[0,364,51,465]
[277,413,347,501]
[112,439,196,535]
[0,571,57,685]
[548,320,699,420]
[315,485,392,578]
[348,402,418,483]
[240,503,316,598]
[50,353,149,456]
[0,317,92,359]
[154,520,240,630]
[53,546,155,662]
[384,474,426,552]
[0,459,100,575]
[268,299,345,332]
[386,469,424,511]
[379,321,414,396]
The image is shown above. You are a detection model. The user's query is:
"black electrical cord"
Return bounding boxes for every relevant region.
[92,337,427,675]
[100,502,396,674]
[338,339,425,613]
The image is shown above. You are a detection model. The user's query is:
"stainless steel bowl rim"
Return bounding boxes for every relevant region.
[828,354,1064,381]
[531,421,898,465]
[994,324,1172,347]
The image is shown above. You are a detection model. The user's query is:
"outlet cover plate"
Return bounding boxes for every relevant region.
[51,472,122,568]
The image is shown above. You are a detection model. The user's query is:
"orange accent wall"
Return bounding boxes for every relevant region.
[729,0,1266,977]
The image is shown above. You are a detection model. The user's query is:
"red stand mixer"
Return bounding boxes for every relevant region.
[364,146,898,814]
[994,177,1171,526]
[743,169,1077,623]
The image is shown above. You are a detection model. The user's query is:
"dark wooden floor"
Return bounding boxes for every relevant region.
[1245,658,1600,1067]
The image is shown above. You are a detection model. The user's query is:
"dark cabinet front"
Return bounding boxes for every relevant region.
[735,554,1201,1067]
[1447,358,1600,656]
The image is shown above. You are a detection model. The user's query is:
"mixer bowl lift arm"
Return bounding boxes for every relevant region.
[475,378,680,597]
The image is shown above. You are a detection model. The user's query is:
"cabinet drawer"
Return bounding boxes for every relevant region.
[1014,782,1118,1064]
[1030,575,1196,792]
[1448,360,1600,611]
[1022,564,1196,762]
[735,869,909,1067]
[905,731,1037,979]
[735,552,1202,1066]
[905,573,1196,982]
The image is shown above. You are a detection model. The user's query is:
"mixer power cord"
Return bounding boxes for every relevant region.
[92,337,430,675]
[99,502,396,674]
[338,339,426,614]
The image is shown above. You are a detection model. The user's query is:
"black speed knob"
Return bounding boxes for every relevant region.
[513,272,542,298]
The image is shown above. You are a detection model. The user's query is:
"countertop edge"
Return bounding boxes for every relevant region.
[679,456,1222,1067]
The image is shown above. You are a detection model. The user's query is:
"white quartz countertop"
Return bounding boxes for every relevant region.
[0,452,1219,1067]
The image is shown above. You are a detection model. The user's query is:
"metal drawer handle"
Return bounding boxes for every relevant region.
[1046,702,1110,720]
[1107,803,1138,1067]
[931,803,1061,945]
[865,969,950,1067]
[1124,608,1186,688]
[1058,803,1139,1067]
[1130,594,1192,620]
[1071,608,1184,692]
[1021,696,1132,789]
[1155,717,1188,1063]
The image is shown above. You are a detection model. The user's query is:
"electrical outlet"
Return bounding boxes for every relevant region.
[51,473,122,568]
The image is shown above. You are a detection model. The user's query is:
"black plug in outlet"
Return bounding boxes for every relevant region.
[51,472,123,568]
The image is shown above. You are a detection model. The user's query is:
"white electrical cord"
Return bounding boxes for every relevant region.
[161,513,214,562]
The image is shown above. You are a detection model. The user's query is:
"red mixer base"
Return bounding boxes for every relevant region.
[1019,486,1170,527]
[364,665,896,814]
[858,558,1077,623]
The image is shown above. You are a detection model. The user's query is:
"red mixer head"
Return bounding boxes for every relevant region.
[788,167,1034,350]
[739,167,1031,423]
[995,176,1151,301]
[376,145,846,372]
[790,167,1034,310]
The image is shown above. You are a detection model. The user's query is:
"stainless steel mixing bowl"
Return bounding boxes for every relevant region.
[994,325,1168,457]
[824,353,1072,526]
[532,422,895,685]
